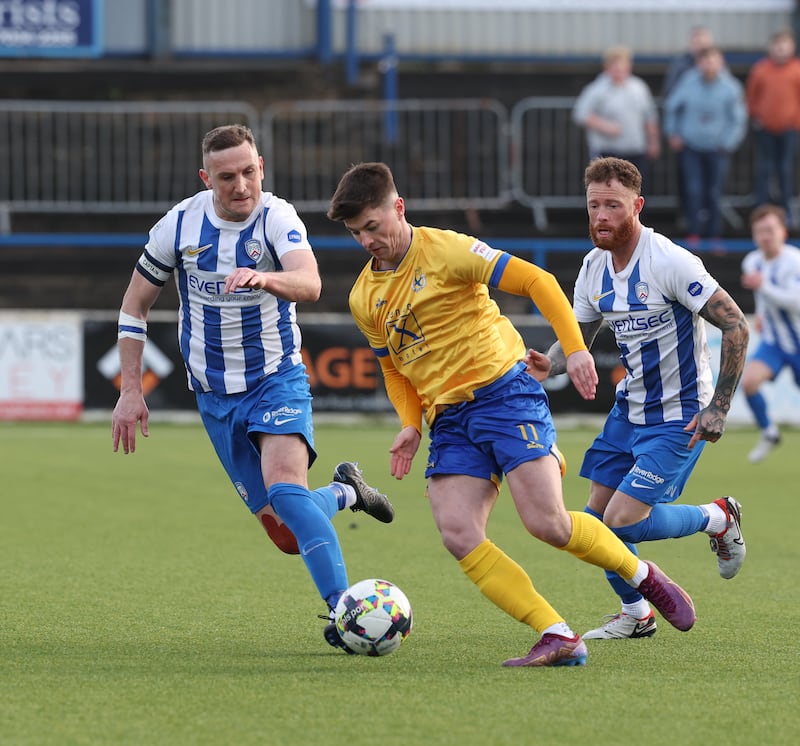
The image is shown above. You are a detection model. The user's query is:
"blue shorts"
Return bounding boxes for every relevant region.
[580,405,704,506]
[195,362,317,515]
[751,340,800,386]
[425,363,559,484]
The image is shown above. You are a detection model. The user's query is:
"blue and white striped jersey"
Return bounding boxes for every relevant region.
[573,227,718,425]
[136,190,312,394]
[741,243,800,355]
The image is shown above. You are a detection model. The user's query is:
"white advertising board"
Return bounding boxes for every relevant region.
[0,312,83,420]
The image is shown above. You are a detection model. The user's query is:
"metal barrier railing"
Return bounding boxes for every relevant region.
[510,96,759,230]
[0,97,774,232]
[0,100,259,224]
[261,98,511,212]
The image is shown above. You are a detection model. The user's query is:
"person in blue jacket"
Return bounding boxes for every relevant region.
[664,46,748,243]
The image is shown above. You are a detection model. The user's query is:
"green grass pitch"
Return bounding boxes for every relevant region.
[1,420,797,745]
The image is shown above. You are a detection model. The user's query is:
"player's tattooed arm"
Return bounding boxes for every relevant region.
[698,287,749,432]
[544,320,604,376]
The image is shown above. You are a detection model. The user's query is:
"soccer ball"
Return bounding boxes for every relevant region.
[334,578,413,656]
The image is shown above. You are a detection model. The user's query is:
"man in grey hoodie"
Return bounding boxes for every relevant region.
[573,45,661,192]
[664,46,747,244]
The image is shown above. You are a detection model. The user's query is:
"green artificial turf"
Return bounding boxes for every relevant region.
[1,421,797,745]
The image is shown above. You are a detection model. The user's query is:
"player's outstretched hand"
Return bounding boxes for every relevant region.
[389,426,421,480]
[112,394,150,454]
[566,349,598,401]
[524,348,551,382]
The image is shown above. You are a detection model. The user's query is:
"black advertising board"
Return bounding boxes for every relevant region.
[83,315,621,416]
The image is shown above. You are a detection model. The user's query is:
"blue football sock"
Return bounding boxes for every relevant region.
[268,482,348,603]
[584,505,643,605]
[612,503,708,543]
[746,392,771,430]
[308,484,342,517]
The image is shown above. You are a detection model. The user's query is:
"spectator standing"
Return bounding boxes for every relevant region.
[740,204,800,463]
[661,26,715,99]
[664,46,747,243]
[573,46,661,191]
[661,27,715,226]
[746,29,800,226]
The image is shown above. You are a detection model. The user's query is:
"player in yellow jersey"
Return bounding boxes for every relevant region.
[327,162,696,667]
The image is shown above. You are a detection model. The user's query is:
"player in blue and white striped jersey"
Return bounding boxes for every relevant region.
[111,125,393,652]
[741,204,800,462]
[528,157,749,640]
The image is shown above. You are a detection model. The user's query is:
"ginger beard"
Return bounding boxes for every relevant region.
[589,212,637,251]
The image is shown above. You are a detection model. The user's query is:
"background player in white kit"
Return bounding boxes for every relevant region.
[740,204,800,462]
[111,124,393,652]
[527,157,749,640]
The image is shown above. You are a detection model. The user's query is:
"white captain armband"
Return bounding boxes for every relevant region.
[136,250,171,286]
[118,311,147,341]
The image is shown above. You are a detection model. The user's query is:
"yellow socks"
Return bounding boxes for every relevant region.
[458,539,563,633]
[560,510,639,581]
[456,514,642,635]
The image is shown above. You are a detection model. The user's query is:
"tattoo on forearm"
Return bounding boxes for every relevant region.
[700,290,749,414]
[547,342,568,376]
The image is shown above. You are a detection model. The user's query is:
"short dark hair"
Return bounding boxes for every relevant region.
[750,203,787,227]
[584,157,642,195]
[201,124,256,158]
[327,162,398,222]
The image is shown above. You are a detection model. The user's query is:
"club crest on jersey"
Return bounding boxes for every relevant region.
[245,239,262,260]
[412,268,426,292]
[635,281,649,303]
[234,482,249,501]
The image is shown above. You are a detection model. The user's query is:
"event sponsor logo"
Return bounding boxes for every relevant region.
[609,309,672,334]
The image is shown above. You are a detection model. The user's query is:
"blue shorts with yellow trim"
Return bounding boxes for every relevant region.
[425,363,560,484]
[579,405,704,506]
[196,362,317,514]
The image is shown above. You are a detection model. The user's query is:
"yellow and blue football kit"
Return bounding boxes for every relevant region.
[348,225,583,484]
[349,226,643,636]
[348,226,586,429]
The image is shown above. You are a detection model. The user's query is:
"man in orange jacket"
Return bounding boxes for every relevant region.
[746,28,800,226]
